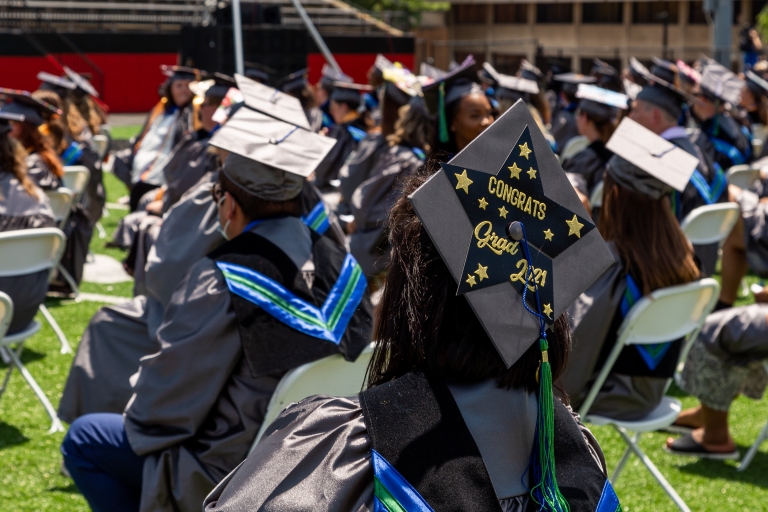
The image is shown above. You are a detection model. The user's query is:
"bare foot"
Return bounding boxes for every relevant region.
[673,406,704,429]
[754,286,768,303]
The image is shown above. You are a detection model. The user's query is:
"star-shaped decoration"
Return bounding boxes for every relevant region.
[508,162,522,179]
[475,263,489,281]
[527,167,537,179]
[543,303,553,318]
[478,197,488,210]
[543,229,554,241]
[455,170,473,194]
[518,142,532,160]
[566,215,584,238]
[466,274,477,287]
[498,206,508,218]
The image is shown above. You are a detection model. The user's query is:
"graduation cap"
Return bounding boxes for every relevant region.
[700,59,745,105]
[518,59,544,82]
[235,73,311,130]
[483,63,539,102]
[208,73,237,98]
[37,71,76,93]
[553,73,596,96]
[606,117,699,196]
[591,58,623,92]
[676,60,701,85]
[319,63,352,88]
[421,56,480,143]
[211,87,245,125]
[576,84,628,120]
[420,62,447,80]
[244,63,275,84]
[63,66,99,98]
[650,56,678,85]
[329,82,374,108]
[208,106,337,200]
[278,68,309,95]
[630,60,695,119]
[628,57,649,86]
[0,88,61,127]
[409,100,613,507]
[160,65,202,82]
[374,54,394,72]
[381,65,428,106]
[746,70,768,98]
[623,79,643,100]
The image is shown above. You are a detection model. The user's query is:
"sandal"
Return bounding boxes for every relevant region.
[660,424,695,435]
[664,433,740,460]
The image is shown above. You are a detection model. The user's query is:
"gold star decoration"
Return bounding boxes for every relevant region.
[454,170,473,194]
[498,205,508,218]
[527,167,537,179]
[474,263,489,281]
[466,274,477,287]
[508,162,522,179]
[478,197,488,210]
[543,229,554,241]
[543,303,553,318]
[566,215,584,238]
[518,142,532,160]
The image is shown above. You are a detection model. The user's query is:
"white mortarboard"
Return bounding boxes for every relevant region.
[320,63,353,85]
[420,62,447,80]
[576,84,628,109]
[63,66,99,98]
[483,63,539,95]
[37,71,76,91]
[606,117,699,193]
[623,79,643,100]
[235,73,311,130]
[700,59,745,105]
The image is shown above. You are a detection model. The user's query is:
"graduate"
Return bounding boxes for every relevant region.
[63,66,108,135]
[204,99,620,512]
[315,63,353,129]
[591,58,624,93]
[561,84,627,197]
[60,109,373,512]
[551,73,597,153]
[563,118,702,420]
[517,59,552,126]
[277,68,323,132]
[0,117,55,334]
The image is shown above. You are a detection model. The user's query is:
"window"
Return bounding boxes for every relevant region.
[494,3,527,24]
[632,2,679,23]
[536,3,573,23]
[582,2,623,23]
[452,4,488,24]
[688,1,706,24]
[493,54,525,74]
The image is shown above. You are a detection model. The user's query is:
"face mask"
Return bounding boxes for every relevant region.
[217,195,231,241]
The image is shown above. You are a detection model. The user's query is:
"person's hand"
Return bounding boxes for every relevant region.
[145,200,163,216]
[346,219,357,234]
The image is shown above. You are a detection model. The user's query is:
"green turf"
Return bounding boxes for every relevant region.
[110,125,142,141]
[1,173,766,510]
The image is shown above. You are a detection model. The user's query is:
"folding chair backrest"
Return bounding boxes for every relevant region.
[44,188,74,225]
[680,203,740,245]
[99,124,112,138]
[752,123,767,143]
[91,135,109,160]
[726,164,760,190]
[589,180,604,209]
[62,166,90,196]
[0,228,66,277]
[578,278,719,417]
[560,135,589,162]
[0,292,12,340]
[250,343,374,452]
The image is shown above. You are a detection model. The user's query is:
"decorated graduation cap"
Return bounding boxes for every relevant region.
[235,73,311,131]
[381,64,429,106]
[160,64,201,82]
[421,55,480,144]
[208,106,337,200]
[606,117,699,197]
[650,56,678,85]
[0,88,61,127]
[409,99,614,508]
[330,82,374,108]
[700,58,745,105]
[63,66,99,98]
[576,84,628,120]
[676,60,702,85]
[37,71,76,93]
[278,68,309,95]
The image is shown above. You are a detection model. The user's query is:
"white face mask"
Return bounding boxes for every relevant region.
[216,194,231,241]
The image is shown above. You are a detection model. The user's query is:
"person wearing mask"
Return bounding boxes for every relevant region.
[204,99,620,512]
[551,73,597,154]
[60,110,372,512]
[563,118,701,421]
[0,117,55,335]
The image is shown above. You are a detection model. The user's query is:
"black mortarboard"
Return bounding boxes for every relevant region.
[0,88,61,127]
[63,66,99,98]
[278,68,309,95]
[245,68,270,83]
[631,59,694,119]
[628,57,649,86]
[576,84,628,120]
[37,71,76,93]
[700,58,745,105]
[553,73,596,96]
[746,70,768,98]
[330,82,374,108]
[160,65,201,82]
[483,63,538,102]
[235,73,311,130]
[420,62,447,80]
[422,56,480,143]
[319,63,352,89]
[409,99,613,366]
[591,58,623,92]
[518,59,544,82]
[650,57,678,85]
[208,73,237,98]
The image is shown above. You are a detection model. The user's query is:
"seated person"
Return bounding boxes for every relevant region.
[60,121,373,512]
[667,303,768,459]
[551,73,597,154]
[0,118,55,334]
[563,127,701,421]
[204,101,619,511]
[277,68,323,133]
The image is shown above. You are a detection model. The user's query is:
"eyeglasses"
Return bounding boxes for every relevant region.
[211,182,223,203]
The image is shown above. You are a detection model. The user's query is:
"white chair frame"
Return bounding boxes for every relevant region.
[91,135,109,161]
[737,360,768,472]
[589,180,604,209]
[44,187,75,230]
[726,164,761,190]
[579,278,720,512]
[62,165,90,204]
[250,343,374,453]
[680,203,741,246]
[560,135,589,163]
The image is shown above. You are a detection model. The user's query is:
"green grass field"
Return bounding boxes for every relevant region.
[110,125,143,142]
[0,172,766,511]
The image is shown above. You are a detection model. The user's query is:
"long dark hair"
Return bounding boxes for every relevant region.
[366,161,571,394]
[0,132,35,196]
[15,121,64,178]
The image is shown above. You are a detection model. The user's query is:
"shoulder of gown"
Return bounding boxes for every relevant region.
[204,394,373,512]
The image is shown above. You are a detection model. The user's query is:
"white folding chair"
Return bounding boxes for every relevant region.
[726,165,761,190]
[738,360,768,472]
[44,187,74,230]
[250,343,374,452]
[0,230,70,433]
[99,124,112,138]
[61,165,90,203]
[91,135,108,160]
[680,203,740,245]
[579,278,720,512]
[560,135,589,162]
[589,180,604,209]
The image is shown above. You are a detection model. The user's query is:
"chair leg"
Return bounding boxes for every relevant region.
[0,360,14,398]
[96,221,107,239]
[610,434,637,484]
[615,426,690,512]
[57,264,80,299]
[5,343,64,433]
[738,419,768,472]
[39,304,72,354]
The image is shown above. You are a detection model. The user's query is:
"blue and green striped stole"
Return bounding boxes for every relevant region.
[61,142,83,166]
[596,480,622,512]
[348,125,367,142]
[620,274,671,370]
[215,253,366,344]
[301,202,330,235]
[372,450,434,512]
[710,136,749,166]
[689,164,727,205]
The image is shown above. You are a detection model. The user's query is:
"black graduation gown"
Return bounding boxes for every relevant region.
[313,116,368,190]
[562,140,613,196]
